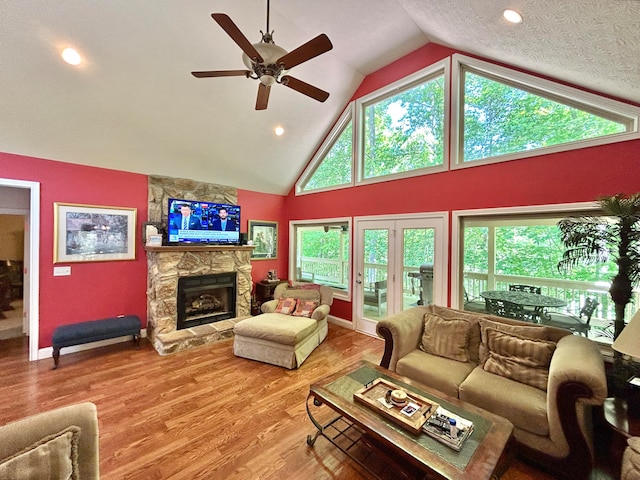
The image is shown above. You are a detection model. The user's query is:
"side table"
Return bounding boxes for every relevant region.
[604,397,640,438]
[254,280,287,313]
[603,397,640,477]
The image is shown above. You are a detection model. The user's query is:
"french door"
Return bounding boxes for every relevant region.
[353,214,448,336]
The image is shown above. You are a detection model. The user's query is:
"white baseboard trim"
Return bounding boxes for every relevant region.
[327,315,354,330]
[37,329,147,361]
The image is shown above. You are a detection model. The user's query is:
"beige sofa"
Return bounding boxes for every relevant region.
[0,402,99,479]
[623,437,640,480]
[376,305,607,480]
[233,283,333,369]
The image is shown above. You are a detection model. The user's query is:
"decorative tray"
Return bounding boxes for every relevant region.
[353,378,438,434]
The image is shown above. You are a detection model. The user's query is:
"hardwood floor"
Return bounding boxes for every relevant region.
[0,324,613,479]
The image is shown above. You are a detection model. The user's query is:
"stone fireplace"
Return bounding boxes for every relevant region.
[145,245,253,355]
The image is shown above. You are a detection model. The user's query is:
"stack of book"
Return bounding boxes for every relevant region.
[422,406,474,451]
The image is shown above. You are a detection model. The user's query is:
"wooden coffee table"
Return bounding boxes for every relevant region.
[306,361,515,480]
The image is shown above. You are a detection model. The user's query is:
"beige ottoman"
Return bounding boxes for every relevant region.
[233,313,328,369]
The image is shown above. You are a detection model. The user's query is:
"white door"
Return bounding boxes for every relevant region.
[353,214,448,336]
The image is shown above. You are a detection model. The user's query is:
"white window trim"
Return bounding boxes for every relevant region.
[450,54,640,170]
[295,103,355,196]
[355,59,450,186]
[289,217,352,301]
[450,201,600,308]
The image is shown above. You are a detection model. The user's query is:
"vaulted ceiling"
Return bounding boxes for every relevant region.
[2,1,639,194]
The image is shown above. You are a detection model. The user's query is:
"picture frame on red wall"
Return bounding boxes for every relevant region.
[54,202,137,263]
[248,219,278,260]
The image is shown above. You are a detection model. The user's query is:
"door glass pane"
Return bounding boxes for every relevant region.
[403,228,435,310]
[363,229,388,319]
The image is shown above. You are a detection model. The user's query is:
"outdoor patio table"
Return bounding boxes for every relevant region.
[480,290,567,321]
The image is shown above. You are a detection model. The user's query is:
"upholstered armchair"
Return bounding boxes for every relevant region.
[0,402,99,479]
[233,283,333,369]
[623,437,640,479]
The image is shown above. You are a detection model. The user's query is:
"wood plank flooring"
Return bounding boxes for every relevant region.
[0,324,613,479]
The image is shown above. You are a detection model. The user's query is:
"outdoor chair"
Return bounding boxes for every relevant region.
[542,297,599,336]
[509,283,542,320]
[509,284,541,294]
[486,298,526,321]
[463,289,488,313]
[295,267,315,283]
[363,280,387,316]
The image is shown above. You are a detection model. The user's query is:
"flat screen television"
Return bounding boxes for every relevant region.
[167,198,241,245]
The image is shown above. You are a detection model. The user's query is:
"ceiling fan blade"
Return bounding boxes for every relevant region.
[191,70,250,78]
[256,83,271,110]
[282,76,329,103]
[211,13,264,63]
[277,33,333,70]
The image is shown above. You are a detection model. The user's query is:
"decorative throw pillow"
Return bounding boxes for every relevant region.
[478,319,549,364]
[274,297,298,315]
[428,305,482,363]
[420,313,471,363]
[0,426,81,480]
[282,288,321,303]
[288,282,321,291]
[292,300,319,318]
[482,327,556,391]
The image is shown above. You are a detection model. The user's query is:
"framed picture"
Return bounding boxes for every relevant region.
[248,220,278,260]
[54,202,137,263]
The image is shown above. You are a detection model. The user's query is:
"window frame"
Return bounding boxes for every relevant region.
[450,54,640,169]
[295,103,355,196]
[354,59,450,185]
[288,217,352,301]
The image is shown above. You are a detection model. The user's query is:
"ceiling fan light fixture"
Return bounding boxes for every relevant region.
[503,9,523,24]
[260,74,276,86]
[242,42,288,70]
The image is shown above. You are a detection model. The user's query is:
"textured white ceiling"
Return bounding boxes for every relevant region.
[1,1,638,194]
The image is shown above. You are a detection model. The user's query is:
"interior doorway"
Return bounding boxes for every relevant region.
[0,215,26,340]
[0,179,40,360]
[353,213,448,336]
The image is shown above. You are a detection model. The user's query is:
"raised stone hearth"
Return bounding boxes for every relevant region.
[146,245,253,355]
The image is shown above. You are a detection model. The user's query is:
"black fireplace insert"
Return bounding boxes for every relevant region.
[177,273,237,329]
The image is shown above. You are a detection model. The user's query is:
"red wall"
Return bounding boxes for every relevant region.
[0,155,288,349]
[0,152,149,348]
[284,43,640,321]
[237,189,287,284]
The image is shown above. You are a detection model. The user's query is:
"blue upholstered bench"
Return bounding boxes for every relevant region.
[52,315,141,369]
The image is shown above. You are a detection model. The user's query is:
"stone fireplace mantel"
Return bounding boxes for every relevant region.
[145,245,254,355]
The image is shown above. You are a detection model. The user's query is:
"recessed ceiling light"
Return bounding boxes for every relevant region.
[274,126,284,136]
[503,9,523,24]
[61,47,82,65]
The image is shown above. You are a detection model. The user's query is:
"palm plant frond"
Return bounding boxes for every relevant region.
[557,193,640,346]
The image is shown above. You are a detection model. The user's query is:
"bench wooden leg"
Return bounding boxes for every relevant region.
[52,347,60,370]
[134,333,140,349]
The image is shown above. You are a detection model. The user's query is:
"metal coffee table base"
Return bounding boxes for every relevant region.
[307,395,428,479]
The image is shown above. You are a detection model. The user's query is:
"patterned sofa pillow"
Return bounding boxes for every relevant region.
[274,297,298,315]
[292,300,319,318]
[282,288,321,303]
[420,313,473,363]
[478,318,549,364]
[482,326,556,391]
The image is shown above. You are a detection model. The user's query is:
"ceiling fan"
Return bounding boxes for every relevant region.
[192,0,333,110]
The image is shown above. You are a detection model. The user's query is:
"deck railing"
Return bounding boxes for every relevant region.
[463,271,638,327]
[297,257,637,334]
